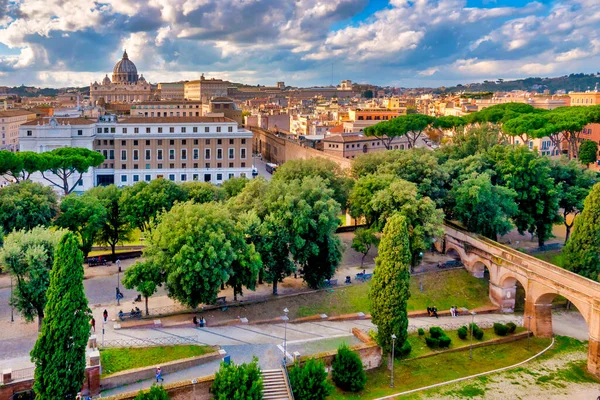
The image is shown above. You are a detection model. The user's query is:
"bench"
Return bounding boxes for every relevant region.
[355,273,373,282]
[324,279,338,287]
[118,311,142,321]
[215,296,226,306]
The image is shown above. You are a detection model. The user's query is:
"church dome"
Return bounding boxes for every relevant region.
[112,50,139,84]
[102,74,111,85]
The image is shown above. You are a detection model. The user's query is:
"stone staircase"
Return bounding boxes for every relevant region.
[262,367,293,400]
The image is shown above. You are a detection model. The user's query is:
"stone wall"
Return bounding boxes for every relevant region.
[297,342,382,372]
[104,375,216,400]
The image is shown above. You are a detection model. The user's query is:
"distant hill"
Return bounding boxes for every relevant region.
[437,73,600,95]
[5,85,89,97]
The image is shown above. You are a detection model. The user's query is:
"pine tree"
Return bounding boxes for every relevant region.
[563,182,600,280]
[369,213,411,354]
[31,232,91,399]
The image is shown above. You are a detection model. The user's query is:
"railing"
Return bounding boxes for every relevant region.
[281,365,295,400]
[99,335,201,348]
[406,318,523,333]
[0,366,35,383]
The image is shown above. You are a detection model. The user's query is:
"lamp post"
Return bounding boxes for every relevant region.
[419,251,424,293]
[390,334,397,388]
[469,311,476,360]
[526,315,533,350]
[10,275,14,323]
[116,259,121,306]
[282,308,289,365]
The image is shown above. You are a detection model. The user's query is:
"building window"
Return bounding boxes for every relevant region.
[121,150,127,161]
[145,149,151,160]
[169,163,175,169]
[193,127,198,133]
[228,173,234,179]
[228,126,233,133]
[133,150,139,161]
[241,139,246,144]
[145,175,151,182]
[146,140,150,145]
[241,148,246,159]
[134,128,139,133]
[133,164,139,170]
[133,175,139,182]
[122,140,126,146]
[205,148,211,159]
[217,127,222,133]
[97,128,102,134]
[182,140,187,145]
[27,130,32,136]
[217,162,222,168]
[169,127,174,133]
[217,148,223,159]
[193,163,198,168]
[146,164,150,169]
[193,174,199,181]
[204,174,211,182]
[169,149,175,160]
[121,164,126,169]
[181,149,187,160]
[104,128,109,133]
[229,162,234,168]
[169,174,175,181]
[121,175,127,183]
[228,148,234,159]
[77,130,83,136]
[158,163,163,169]
[241,162,246,168]
[205,139,210,145]
[170,139,175,145]
[217,173,223,181]
[158,127,163,133]
[109,150,114,160]
[217,139,222,145]
[181,174,187,181]
[193,139,198,145]
[182,163,186,168]
[181,127,186,133]
[193,149,199,160]
[157,149,163,160]
[146,127,151,133]
[157,140,162,145]
[229,139,234,145]
[205,127,209,133]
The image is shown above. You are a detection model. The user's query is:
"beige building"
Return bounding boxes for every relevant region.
[342,107,406,132]
[323,133,413,159]
[184,75,230,102]
[130,101,203,117]
[158,82,185,100]
[90,50,152,105]
[1,109,37,150]
[202,97,243,126]
[569,91,600,106]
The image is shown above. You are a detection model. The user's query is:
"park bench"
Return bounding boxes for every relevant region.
[355,273,373,282]
[438,260,462,269]
[87,257,108,267]
[214,296,226,306]
[118,310,142,321]
[324,279,338,287]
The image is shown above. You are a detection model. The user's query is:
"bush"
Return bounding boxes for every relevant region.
[429,327,445,339]
[331,344,366,392]
[425,337,439,349]
[438,335,452,348]
[457,326,468,340]
[397,340,412,358]
[289,358,333,400]
[135,384,170,400]
[506,322,517,334]
[474,328,484,340]
[417,328,425,336]
[493,323,509,336]
[211,357,263,400]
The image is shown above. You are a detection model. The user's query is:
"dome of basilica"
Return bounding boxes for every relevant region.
[112,50,139,84]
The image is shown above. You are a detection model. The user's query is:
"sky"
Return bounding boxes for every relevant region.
[0,0,599,88]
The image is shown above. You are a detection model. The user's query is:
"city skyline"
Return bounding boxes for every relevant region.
[0,0,599,88]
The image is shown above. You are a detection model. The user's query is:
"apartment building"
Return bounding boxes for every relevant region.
[569,91,600,106]
[342,108,406,132]
[323,133,414,159]
[19,115,253,193]
[158,82,185,100]
[0,109,37,150]
[130,101,203,117]
[184,75,230,102]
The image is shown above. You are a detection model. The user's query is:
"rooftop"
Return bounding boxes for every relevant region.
[116,116,234,124]
[0,109,37,118]
[21,117,95,126]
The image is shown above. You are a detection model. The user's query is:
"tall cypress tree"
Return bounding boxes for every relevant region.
[369,213,411,354]
[563,182,600,280]
[31,232,91,399]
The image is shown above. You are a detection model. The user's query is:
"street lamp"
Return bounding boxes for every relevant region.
[469,311,477,360]
[282,308,289,365]
[526,315,533,350]
[390,334,397,388]
[116,259,121,306]
[10,275,14,323]
[419,251,424,293]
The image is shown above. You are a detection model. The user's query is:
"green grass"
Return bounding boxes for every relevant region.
[87,249,133,257]
[328,337,552,399]
[533,250,564,267]
[296,269,492,318]
[100,345,214,377]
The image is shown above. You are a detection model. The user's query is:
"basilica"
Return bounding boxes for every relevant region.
[90,50,152,105]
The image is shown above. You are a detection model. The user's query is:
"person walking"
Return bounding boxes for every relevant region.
[90,317,96,333]
[156,367,164,383]
[103,309,108,322]
[432,306,438,319]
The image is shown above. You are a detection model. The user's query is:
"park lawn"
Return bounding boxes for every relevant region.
[296,269,492,318]
[533,250,564,267]
[87,249,133,257]
[405,326,526,359]
[328,336,553,399]
[100,345,214,377]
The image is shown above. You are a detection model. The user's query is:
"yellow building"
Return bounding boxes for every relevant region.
[0,109,37,151]
[569,92,600,106]
[343,108,406,132]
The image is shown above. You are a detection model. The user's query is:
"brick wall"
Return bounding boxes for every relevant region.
[104,374,215,400]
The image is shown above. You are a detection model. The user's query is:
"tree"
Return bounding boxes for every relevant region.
[211,357,263,400]
[579,140,598,167]
[0,227,64,329]
[31,232,91,399]
[0,151,42,182]
[370,214,411,354]
[501,112,550,144]
[364,114,435,149]
[88,185,132,261]
[123,261,164,316]
[221,177,249,199]
[351,228,379,269]
[451,172,518,240]
[0,180,58,233]
[289,358,333,400]
[563,183,600,280]
[349,174,394,226]
[362,89,373,99]
[38,147,104,195]
[351,151,400,178]
[550,159,597,243]
[181,181,224,204]
[134,384,170,400]
[440,125,504,161]
[120,179,186,232]
[331,344,366,392]
[144,202,260,308]
[54,192,106,257]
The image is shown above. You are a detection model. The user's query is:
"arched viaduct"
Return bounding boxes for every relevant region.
[442,222,600,377]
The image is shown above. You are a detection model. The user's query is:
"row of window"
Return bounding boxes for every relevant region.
[115,148,247,161]
[105,161,248,170]
[137,104,201,109]
[96,138,246,147]
[356,115,391,120]
[26,129,85,137]
[139,111,200,117]
[97,126,234,134]
[120,172,246,184]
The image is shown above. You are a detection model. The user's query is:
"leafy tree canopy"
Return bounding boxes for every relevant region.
[0,180,58,233]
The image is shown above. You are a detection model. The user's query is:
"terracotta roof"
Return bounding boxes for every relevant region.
[0,110,36,118]
[327,124,344,133]
[134,101,202,105]
[117,116,235,124]
[21,117,95,126]
[324,135,370,143]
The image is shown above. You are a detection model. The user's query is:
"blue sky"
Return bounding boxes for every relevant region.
[0,0,598,88]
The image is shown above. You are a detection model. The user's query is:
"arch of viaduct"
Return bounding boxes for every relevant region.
[441,222,600,377]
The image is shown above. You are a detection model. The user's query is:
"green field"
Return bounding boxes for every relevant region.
[100,345,214,377]
[297,269,492,318]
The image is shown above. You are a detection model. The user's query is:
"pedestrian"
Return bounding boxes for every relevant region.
[432,306,438,319]
[200,317,206,327]
[103,309,108,322]
[156,367,164,383]
[90,317,96,333]
[193,316,198,327]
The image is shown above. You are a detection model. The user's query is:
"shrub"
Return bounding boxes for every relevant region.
[429,327,445,339]
[397,340,412,358]
[425,337,439,349]
[417,328,425,336]
[493,323,509,336]
[457,326,468,340]
[135,384,170,400]
[506,322,517,334]
[438,335,452,348]
[331,344,366,392]
[211,356,263,400]
[474,328,484,340]
[289,358,333,400]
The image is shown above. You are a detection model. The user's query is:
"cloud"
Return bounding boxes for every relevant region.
[0,0,600,88]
